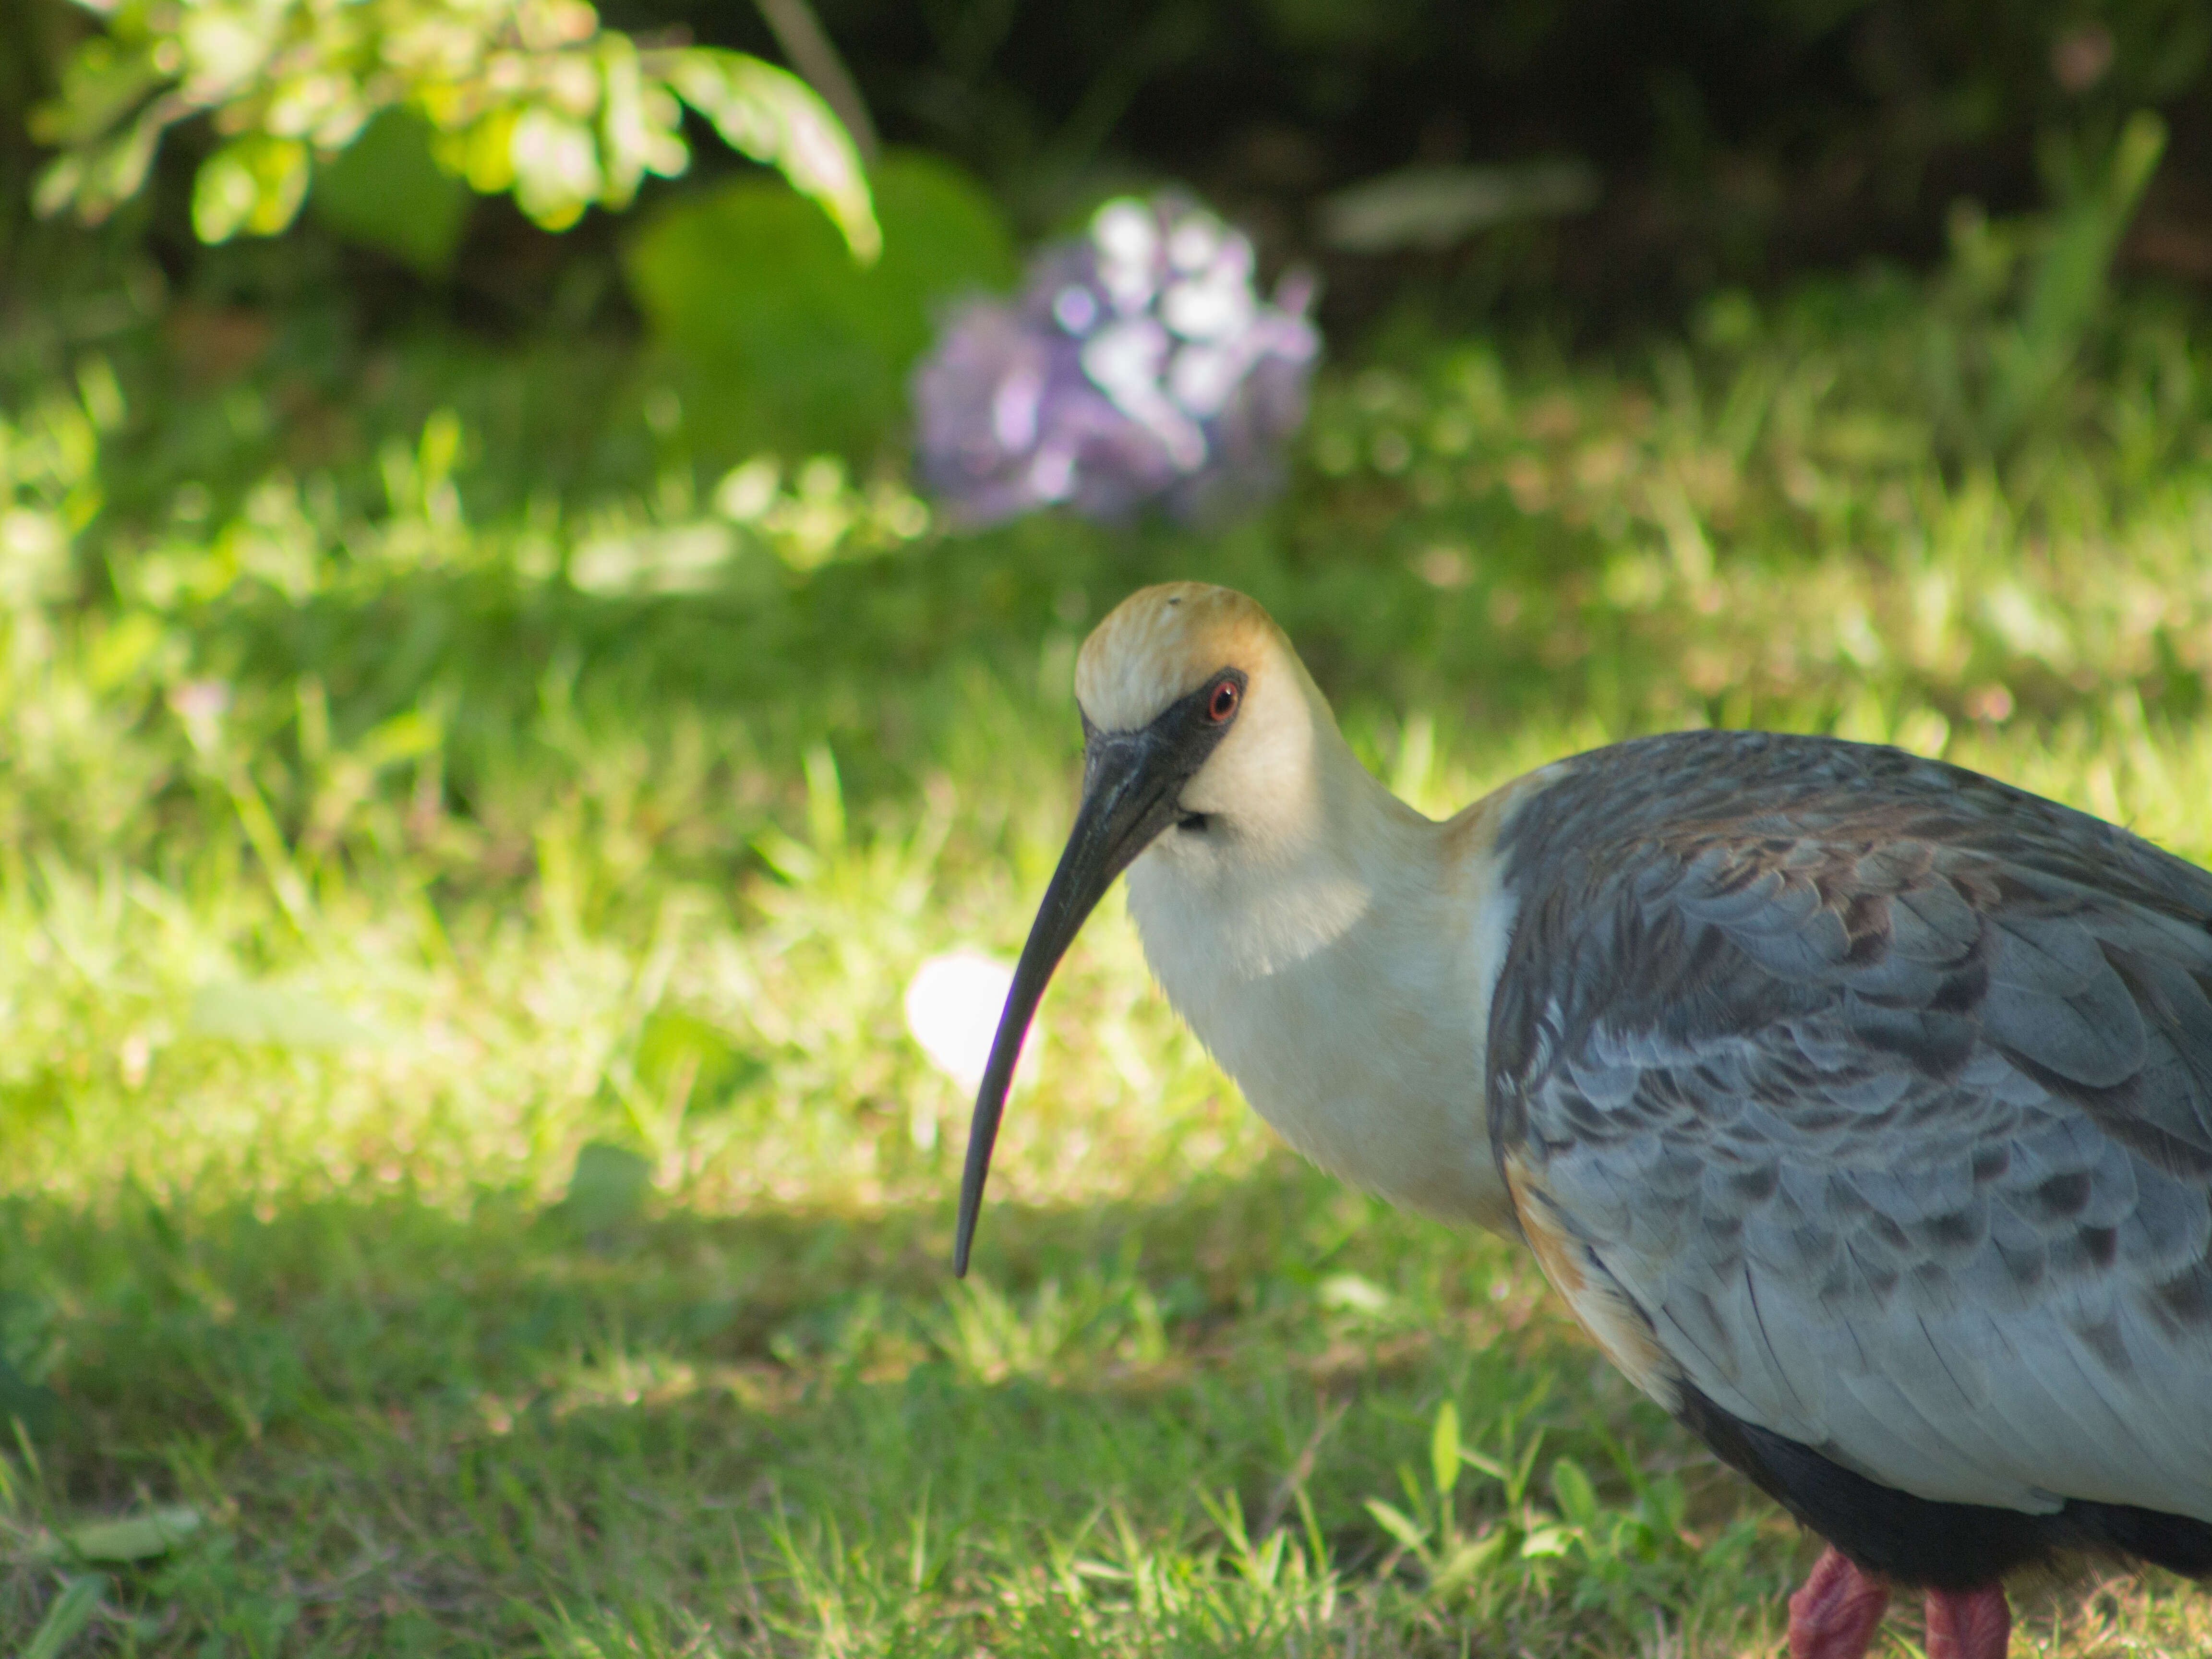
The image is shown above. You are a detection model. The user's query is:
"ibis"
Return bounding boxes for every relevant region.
[953,582,2212,1659]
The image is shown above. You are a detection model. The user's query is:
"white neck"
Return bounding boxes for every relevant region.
[1122,702,1521,1234]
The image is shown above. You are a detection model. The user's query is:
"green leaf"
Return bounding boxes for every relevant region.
[634,1009,759,1103]
[22,1575,101,1659]
[359,709,444,769]
[1458,1440,1506,1481]
[1361,1498,1429,1553]
[1317,1272,1390,1312]
[1550,1456,1601,1531]
[595,33,685,207]
[1430,1528,1507,1592]
[188,983,375,1049]
[560,1141,653,1231]
[44,1505,204,1563]
[1642,1473,1687,1540]
[29,39,160,148]
[1507,1424,1546,1507]
[1519,1523,1573,1559]
[36,108,168,225]
[192,134,310,242]
[666,48,878,263]
[447,107,521,195]
[1429,1399,1461,1502]
[310,109,470,276]
[622,150,1014,459]
[803,743,845,855]
[508,107,602,230]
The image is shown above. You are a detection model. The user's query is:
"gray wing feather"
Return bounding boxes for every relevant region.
[1490,731,2212,1520]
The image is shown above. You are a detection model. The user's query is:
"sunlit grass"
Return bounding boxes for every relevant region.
[0,268,2210,1654]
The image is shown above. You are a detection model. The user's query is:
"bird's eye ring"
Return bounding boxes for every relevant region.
[1207,680,1240,722]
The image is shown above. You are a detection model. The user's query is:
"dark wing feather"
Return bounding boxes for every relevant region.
[1489,730,2212,1520]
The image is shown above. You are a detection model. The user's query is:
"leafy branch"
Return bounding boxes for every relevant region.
[29,0,879,257]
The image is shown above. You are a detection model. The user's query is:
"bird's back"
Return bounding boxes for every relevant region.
[1485,729,2212,1581]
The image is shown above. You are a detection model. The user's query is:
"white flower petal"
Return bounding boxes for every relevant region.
[904,950,1026,1094]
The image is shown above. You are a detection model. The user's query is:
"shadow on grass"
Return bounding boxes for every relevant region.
[0,1156,1778,1655]
[9,1164,2201,1657]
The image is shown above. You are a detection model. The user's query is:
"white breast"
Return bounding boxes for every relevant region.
[1124,821,1518,1232]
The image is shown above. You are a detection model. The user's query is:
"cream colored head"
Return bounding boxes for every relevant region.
[1075,583,1288,732]
[1072,581,1349,838]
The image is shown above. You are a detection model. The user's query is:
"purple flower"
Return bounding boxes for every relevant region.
[913,194,1320,526]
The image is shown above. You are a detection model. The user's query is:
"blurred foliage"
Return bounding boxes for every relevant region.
[625,147,1014,461]
[1928,107,2171,455]
[0,243,2207,1648]
[304,107,471,276]
[4,0,2207,347]
[28,0,877,252]
[0,1,2210,1652]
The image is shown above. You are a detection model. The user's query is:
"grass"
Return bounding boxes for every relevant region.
[2,241,2212,1656]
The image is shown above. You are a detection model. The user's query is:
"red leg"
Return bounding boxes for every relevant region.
[1787,1545,1892,1659]
[1923,1584,2010,1659]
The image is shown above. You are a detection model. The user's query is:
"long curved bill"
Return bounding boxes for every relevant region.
[952,723,1190,1275]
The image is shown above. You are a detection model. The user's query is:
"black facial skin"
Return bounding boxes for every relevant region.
[951,668,1247,1274]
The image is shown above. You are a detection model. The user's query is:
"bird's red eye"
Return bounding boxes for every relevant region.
[1208,680,1240,721]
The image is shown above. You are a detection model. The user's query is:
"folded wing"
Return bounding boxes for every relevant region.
[1488,731,2212,1521]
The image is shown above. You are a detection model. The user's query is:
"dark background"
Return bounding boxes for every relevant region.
[7,0,2210,343]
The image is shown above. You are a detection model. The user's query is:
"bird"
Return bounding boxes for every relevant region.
[951,581,2212,1659]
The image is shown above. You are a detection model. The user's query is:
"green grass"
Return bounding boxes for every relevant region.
[3,256,2212,1656]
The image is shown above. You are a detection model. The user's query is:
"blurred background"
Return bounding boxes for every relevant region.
[0,2,2211,1654]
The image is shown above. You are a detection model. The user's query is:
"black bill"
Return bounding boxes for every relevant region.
[951,673,1242,1274]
